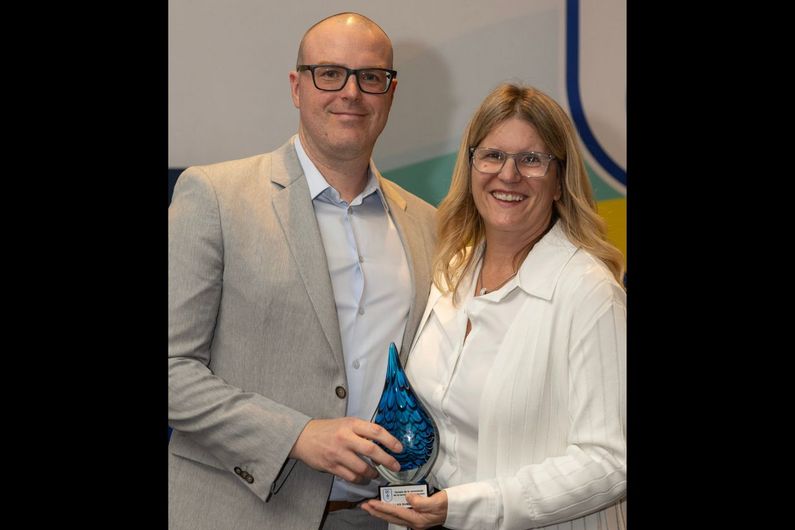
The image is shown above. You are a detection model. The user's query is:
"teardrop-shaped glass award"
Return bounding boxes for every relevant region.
[371,342,439,505]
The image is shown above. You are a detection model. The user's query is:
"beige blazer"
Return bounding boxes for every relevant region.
[168,138,437,530]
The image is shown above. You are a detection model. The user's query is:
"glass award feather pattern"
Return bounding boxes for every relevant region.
[372,342,439,487]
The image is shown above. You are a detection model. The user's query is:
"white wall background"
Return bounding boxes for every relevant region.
[168,0,563,170]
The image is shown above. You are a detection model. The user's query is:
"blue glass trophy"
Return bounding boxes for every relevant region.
[371,342,439,506]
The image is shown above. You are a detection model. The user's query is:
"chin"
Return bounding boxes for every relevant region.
[489,216,535,233]
[329,135,371,156]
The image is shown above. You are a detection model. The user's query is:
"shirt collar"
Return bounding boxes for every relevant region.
[515,220,578,300]
[471,220,578,302]
[293,135,387,210]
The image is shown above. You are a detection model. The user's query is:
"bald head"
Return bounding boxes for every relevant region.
[296,12,393,68]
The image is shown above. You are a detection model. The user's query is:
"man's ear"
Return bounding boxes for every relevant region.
[289,70,300,108]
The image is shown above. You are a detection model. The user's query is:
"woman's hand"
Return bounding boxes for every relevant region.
[361,490,448,529]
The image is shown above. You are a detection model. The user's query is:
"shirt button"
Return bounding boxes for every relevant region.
[358,308,365,315]
[347,207,353,215]
[352,360,360,369]
[335,386,347,399]
[358,255,364,262]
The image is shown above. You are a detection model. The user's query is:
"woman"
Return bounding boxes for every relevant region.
[362,83,626,529]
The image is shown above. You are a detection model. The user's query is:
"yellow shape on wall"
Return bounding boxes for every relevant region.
[596,198,626,266]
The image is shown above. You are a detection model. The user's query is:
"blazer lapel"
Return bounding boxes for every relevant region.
[378,173,432,366]
[269,140,344,368]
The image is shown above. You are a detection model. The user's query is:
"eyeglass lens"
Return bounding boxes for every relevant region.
[473,148,552,178]
[311,66,392,93]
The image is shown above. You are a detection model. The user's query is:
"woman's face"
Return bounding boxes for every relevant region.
[471,117,561,242]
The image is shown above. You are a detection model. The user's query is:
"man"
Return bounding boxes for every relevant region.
[168,12,436,530]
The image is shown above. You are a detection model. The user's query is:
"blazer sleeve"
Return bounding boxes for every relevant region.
[443,279,626,529]
[168,168,311,502]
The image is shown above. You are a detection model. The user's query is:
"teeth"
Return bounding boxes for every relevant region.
[492,191,525,202]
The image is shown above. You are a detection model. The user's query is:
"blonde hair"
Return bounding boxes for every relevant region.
[434,83,625,300]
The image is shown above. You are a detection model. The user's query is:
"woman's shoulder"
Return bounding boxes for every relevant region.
[560,248,625,303]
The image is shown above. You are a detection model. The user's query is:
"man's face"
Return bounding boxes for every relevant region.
[289,19,396,164]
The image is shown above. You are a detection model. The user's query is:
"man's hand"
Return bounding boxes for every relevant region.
[361,491,448,529]
[289,418,403,483]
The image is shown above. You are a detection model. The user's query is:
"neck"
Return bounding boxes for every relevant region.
[479,220,553,292]
[478,245,520,296]
[315,159,370,203]
[298,130,372,203]
[481,233,534,274]
[483,217,554,267]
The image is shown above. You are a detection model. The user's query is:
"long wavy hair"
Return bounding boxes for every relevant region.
[434,83,625,301]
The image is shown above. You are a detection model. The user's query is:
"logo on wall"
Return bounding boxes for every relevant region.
[565,0,626,194]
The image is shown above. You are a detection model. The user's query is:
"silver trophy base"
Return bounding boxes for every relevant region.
[378,484,429,507]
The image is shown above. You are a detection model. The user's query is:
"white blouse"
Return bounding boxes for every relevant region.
[406,249,525,494]
[404,222,626,530]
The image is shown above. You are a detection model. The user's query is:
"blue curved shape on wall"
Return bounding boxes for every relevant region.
[566,0,626,187]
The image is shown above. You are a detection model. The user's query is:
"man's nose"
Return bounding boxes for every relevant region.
[340,72,362,98]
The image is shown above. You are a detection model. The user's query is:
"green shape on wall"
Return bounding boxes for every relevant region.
[382,152,458,207]
[585,160,624,201]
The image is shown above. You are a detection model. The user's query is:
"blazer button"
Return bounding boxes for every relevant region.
[335,386,347,399]
[245,475,254,484]
[234,467,243,476]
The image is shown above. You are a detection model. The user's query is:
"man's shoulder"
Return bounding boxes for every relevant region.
[379,177,436,216]
[180,140,295,190]
[192,153,267,178]
[194,141,292,178]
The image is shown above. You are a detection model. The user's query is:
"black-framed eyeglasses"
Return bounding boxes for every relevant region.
[469,147,556,178]
[296,64,397,94]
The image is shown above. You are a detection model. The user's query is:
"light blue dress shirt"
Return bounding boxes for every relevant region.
[294,136,412,501]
